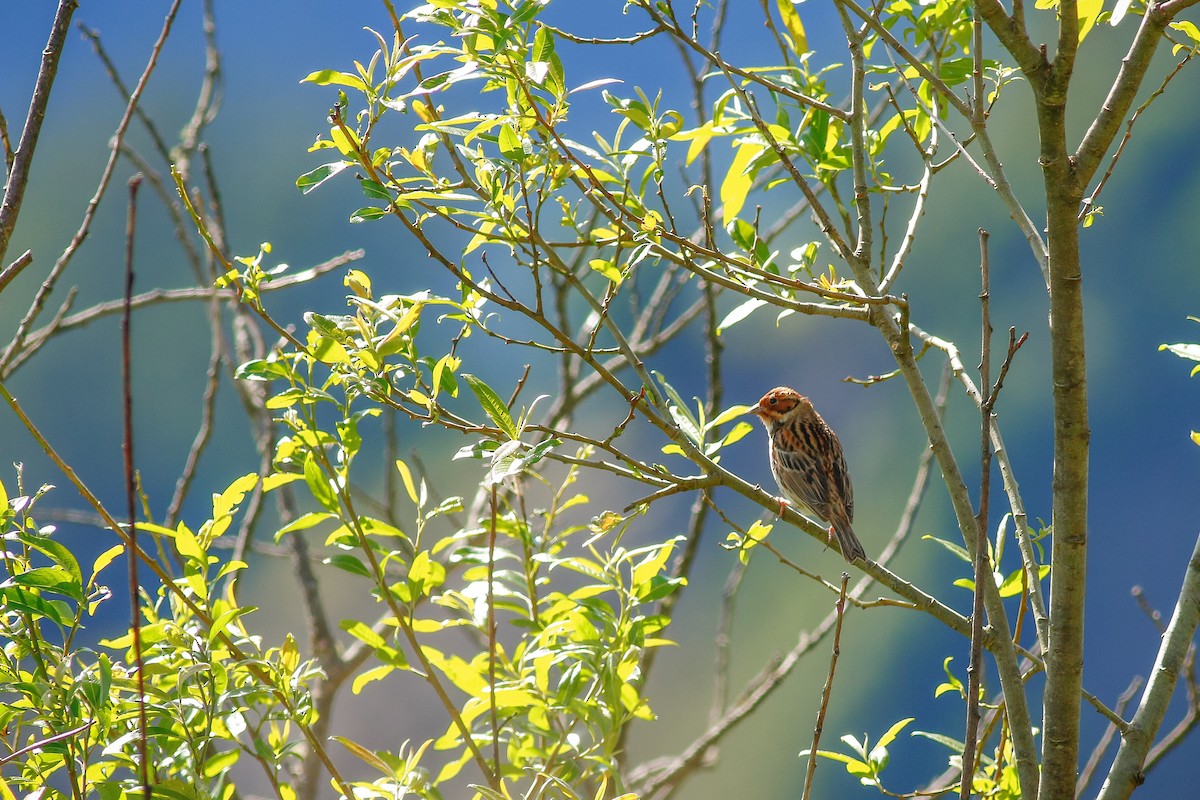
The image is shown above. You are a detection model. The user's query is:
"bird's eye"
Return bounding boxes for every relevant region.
[768,397,777,405]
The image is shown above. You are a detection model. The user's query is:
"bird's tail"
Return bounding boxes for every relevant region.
[831,518,867,563]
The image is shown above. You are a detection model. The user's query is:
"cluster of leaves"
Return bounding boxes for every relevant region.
[213,247,689,797]
[0,471,317,800]
[278,0,1051,795]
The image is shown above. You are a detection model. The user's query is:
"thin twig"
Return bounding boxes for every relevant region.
[0,0,183,375]
[0,250,34,294]
[1077,677,1143,796]
[122,174,152,800]
[802,573,850,800]
[1080,47,1195,222]
[962,228,992,800]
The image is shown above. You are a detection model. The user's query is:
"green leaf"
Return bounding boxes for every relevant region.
[589,258,624,285]
[0,587,74,627]
[91,544,124,581]
[296,161,350,194]
[394,459,420,504]
[349,207,389,223]
[498,123,525,161]
[911,730,966,752]
[936,656,965,698]
[301,69,369,93]
[533,25,555,63]
[352,664,395,694]
[326,553,371,577]
[208,606,254,645]
[719,421,754,448]
[998,564,1050,597]
[876,717,915,750]
[332,736,392,774]
[921,534,970,562]
[21,532,83,587]
[360,179,391,200]
[304,458,339,512]
[340,619,386,650]
[236,358,294,381]
[276,511,337,539]
[708,403,754,430]
[462,374,519,439]
[717,298,767,334]
[7,566,83,601]
[655,372,702,447]
[630,536,684,591]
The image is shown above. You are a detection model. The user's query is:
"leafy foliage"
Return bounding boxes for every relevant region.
[3,0,1200,799]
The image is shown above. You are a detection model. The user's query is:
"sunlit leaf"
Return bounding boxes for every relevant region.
[1160,342,1200,362]
[1076,0,1103,41]
[775,0,808,53]
[462,373,519,439]
[720,142,758,222]
[296,161,350,194]
[301,69,368,93]
[717,298,767,334]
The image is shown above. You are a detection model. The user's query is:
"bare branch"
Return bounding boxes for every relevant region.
[0,0,78,262]
[1097,534,1200,800]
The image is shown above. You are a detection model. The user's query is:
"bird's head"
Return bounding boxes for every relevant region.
[751,386,813,430]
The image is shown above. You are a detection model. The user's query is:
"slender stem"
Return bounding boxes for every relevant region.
[122,174,152,800]
[488,484,501,781]
[961,228,992,800]
[802,574,850,800]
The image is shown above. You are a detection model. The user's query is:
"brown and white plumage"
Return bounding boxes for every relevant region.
[751,386,867,563]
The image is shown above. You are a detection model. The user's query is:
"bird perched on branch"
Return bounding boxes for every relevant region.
[751,386,867,563]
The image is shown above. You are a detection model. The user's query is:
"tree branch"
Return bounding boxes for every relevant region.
[1096,534,1200,800]
[0,0,78,262]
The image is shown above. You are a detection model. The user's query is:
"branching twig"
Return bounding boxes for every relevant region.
[0,0,183,375]
[0,0,78,261]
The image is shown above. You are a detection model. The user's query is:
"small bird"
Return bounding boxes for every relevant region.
[751,386,867,563]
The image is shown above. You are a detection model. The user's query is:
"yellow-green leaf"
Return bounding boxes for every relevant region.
[301,69,368,93]
[1077,0,1103,42]
[90,545,125,581]
[708,403,754,429]
[589,258,623,284]
[395,459,419,504]
[720,142,758,222]
[776,0,808,54]
[1170,20,1200,43]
